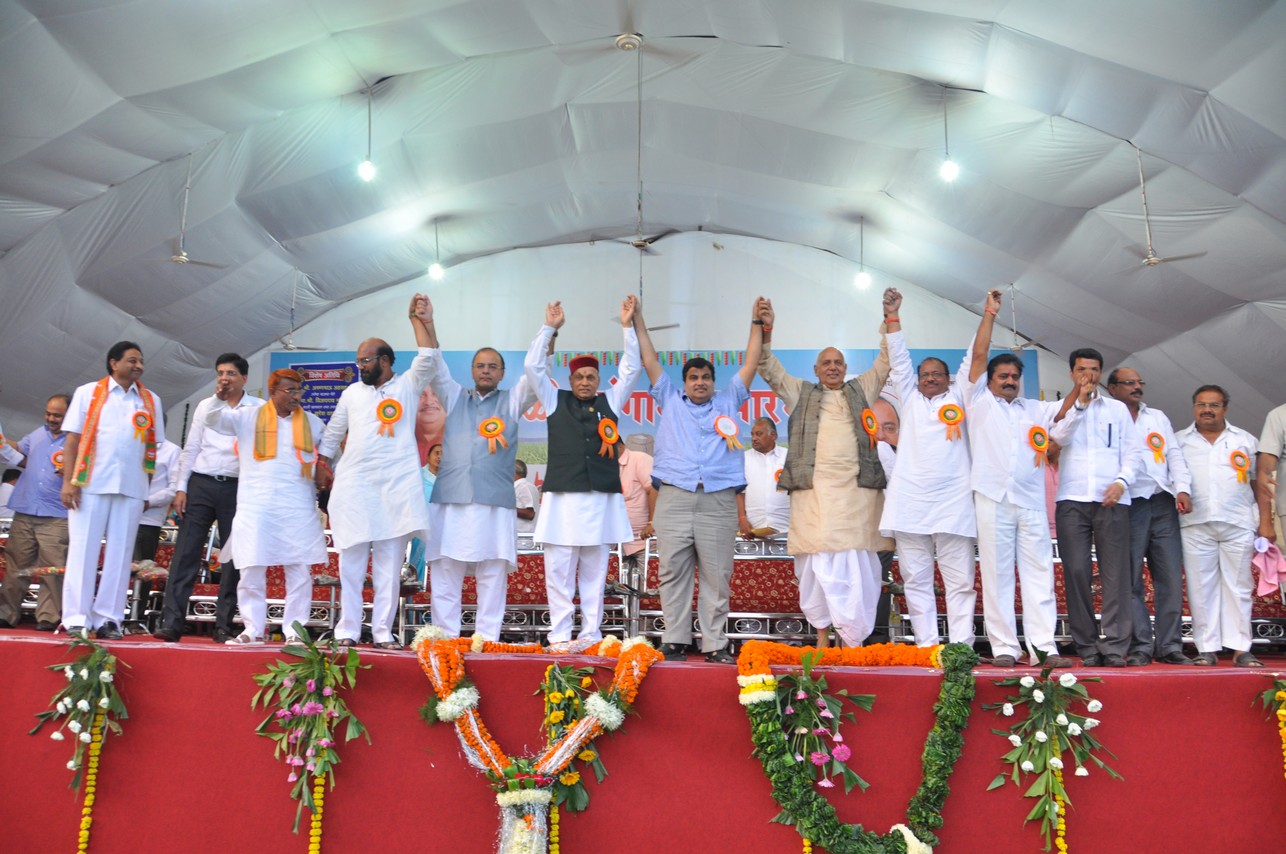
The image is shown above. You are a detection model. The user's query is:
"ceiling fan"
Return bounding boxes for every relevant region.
[152,154,227,269]
[278,270,326,351]
[1122,145,1207,272]
[1005,283,1044,353]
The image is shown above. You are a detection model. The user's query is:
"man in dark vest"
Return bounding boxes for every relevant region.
[527,296,652,643]
[757,289,900,646]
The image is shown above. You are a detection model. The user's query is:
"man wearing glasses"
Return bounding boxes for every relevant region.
[316,295,436,649]
[1106,368,1194,665]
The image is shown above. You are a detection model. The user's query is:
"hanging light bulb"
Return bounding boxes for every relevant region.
[428,220,445,280]
[854,216,872,289]
[940,88,958,182]
[939,159,959,182]
[358,87,375,182]
[855,270,872,289]
[428,261,444,281]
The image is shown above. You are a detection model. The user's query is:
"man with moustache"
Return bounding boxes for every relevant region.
[527,296,648,643]
[737,417,790,538]
[1176,385,1263,667]
[0,394,72,631]
[959,290,1078,667]
[61,342,165,639]
[642,298,768,663]
[1049,348,1143,667]
[154,354,260,643]
[878,310,976,649]
[204,370,328,644]
[1106,367,1195,665]
[419,297,544,640]
[756,290,898,649]
[317,295,435,649]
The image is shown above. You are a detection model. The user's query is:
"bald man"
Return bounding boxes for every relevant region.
[316,295,436,649]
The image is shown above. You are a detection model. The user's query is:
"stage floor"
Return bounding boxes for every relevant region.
[2,630,1283,853]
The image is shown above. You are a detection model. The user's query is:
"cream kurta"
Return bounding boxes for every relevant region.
[759,345,893,555]
[319,350,435,550]
[206,404,328,569]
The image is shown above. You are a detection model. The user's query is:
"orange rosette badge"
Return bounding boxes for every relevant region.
[1146,431,1166,464]
[1230,449,1250,484]
[1029,425,1049,467]
[773,468,782,483]
[861,408,878,448]
[131,410,152,441]
[376,399,403,437]
[937,403,964,441]
[478,416,508,454]
[713,414,743,450]
[51,448,65,474]
[597,417,620,458]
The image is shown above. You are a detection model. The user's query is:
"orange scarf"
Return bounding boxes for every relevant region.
[72,377,156,487]
[253,403,315,479]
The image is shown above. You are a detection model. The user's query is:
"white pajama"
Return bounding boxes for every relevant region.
[336,535,410,644]
[794,549,882,647]
[975,492,1059,660]
[542,544,610,642]
[237,563,312,640]
[893,531,976,646]
[63,492,143,630]
[1180,520,1254,653]
[430,556,509,639]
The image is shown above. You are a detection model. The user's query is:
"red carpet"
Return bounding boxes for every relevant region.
[2,631,1283,853]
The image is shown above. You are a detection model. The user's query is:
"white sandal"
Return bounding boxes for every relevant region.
[225,633,264,646]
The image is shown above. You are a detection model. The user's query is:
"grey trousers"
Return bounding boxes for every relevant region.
[1055,500,1133,658]
[0,512,68,625]
[654,484,737,653]
[1127,492,1186,658]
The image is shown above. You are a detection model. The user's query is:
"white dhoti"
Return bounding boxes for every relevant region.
[425,503,517,639]
[536,492,633,643]
[63,493,143,631]
[894,531,976,647]
[794,549,882,647]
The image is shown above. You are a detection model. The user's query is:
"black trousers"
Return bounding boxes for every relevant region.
[133,524,162,561]
[158,473,240,634]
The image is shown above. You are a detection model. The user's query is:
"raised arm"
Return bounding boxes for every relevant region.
[526,301,564,414]
[413,292,438,349]
[738,296,769,389]
[607,295,644,410]
[634,298,663,385]
[755,299,805,408]
[969,289,1002,384]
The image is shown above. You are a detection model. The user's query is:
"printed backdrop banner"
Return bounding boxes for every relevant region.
[270,348,1039,464]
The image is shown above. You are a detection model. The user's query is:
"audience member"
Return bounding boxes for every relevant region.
[514,460,539,535]
[737,417,790,537]
[132,439,181,561]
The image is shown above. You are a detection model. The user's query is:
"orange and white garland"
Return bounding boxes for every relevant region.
[415,628,662,854]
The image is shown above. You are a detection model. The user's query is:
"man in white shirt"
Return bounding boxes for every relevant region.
[132,440,181,561]
[736,417,790,537]
[61,341,165,640]
[878,310,976,648]
[1256,401,1286,545]
[959,290,1077,667]
[0,469,17,520]
[317,295,435,650]
[1049,349,1144,667]
[1176,385,1263,667]
[154,354,261,643]
[1106,368,1194,665]
[514,460,539,535]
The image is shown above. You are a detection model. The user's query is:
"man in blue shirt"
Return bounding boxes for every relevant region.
[0,394,71,631]
[640,297,768,663]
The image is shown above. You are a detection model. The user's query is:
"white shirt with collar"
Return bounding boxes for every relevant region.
[956,370,1064,513]
[744,444,790,531]
[63,377,166,499]
[177,393,264,490]
[1125,402,1192,501]
[1049,394,1143,505]
[1175,422,1258,530]
[140,440,182,526]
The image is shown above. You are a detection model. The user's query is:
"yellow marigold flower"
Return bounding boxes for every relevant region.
[577,749,597,762]
[548,691,564,705]
[549,710,565,724]
[559,771,581,786]
[581,676,593,688]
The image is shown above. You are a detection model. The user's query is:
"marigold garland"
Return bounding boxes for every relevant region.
[739,640,977,852]
[1258,679,1286,782]
[416,629,662,854]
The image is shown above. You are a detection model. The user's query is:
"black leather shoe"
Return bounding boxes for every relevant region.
[0,619,14,629]
[658,642,688,662]
[991,654,1017,668]
[1156,651,1194,665]
[36,620,58,632]
[704,646,736,664]
[1102,654,1127,667]
[153,626,181,643]
[1125,652,1151,666]
[1081,654,1104,667]
[212,627,234,644]
[1045,656,1076,669]
[95,621,123,641]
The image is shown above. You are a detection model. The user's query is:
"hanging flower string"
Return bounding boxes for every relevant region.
[1259,677,1286,781]
[416,628,662,854]
[29,635,129,853]
[985,657,1120,852]
[250,623,371,840]
[739,640,978,853]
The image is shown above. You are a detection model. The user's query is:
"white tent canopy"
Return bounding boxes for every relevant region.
[1,0,1283,436]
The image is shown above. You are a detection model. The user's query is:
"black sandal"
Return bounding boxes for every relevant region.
[1233,652,1264,668]
[1193,652,1218,666]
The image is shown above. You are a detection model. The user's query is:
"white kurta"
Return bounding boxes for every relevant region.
[529,323,641,546]
[878,331,975,537]
[207,404,328,568]
[319,350,435,550]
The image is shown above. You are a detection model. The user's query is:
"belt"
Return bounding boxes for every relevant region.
[194,471,238,483]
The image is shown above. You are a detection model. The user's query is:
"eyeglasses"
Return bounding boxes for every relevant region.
[1194,402,1225,410]
[356,356,380,367]
[918,371,947,379]
[275,386,304,397]
[1111,379,1146,388]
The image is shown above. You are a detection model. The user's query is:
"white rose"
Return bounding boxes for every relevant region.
[1002,703,1014,716]
[76,699,91,712]
[68,720,82,734]
[79,732,92,743]
[1055,713,1069,726]
[1059,673,1077,688]
[1084,718,1099,730]
[98,697,111,709]
[67,760,78,770]
[1075,767,1089,777]
[1019,676,1036,689]
[50,731,65,741]
[1020,760,1034,772]
[1008,734,1022,747]
[1034,730,1048,743]
[1086,699,1103,713]
[1032,689,1045,704]
[79,669,89,679]
[100,671,114,683]
[1049,757,1064,769]
[1068,723,1082,736]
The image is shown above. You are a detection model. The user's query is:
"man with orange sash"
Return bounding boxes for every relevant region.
[60,342,165,639]
[419,296,544,640]
[526,296,647,643]
[316,294,436,649]
[205,370,327,644]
